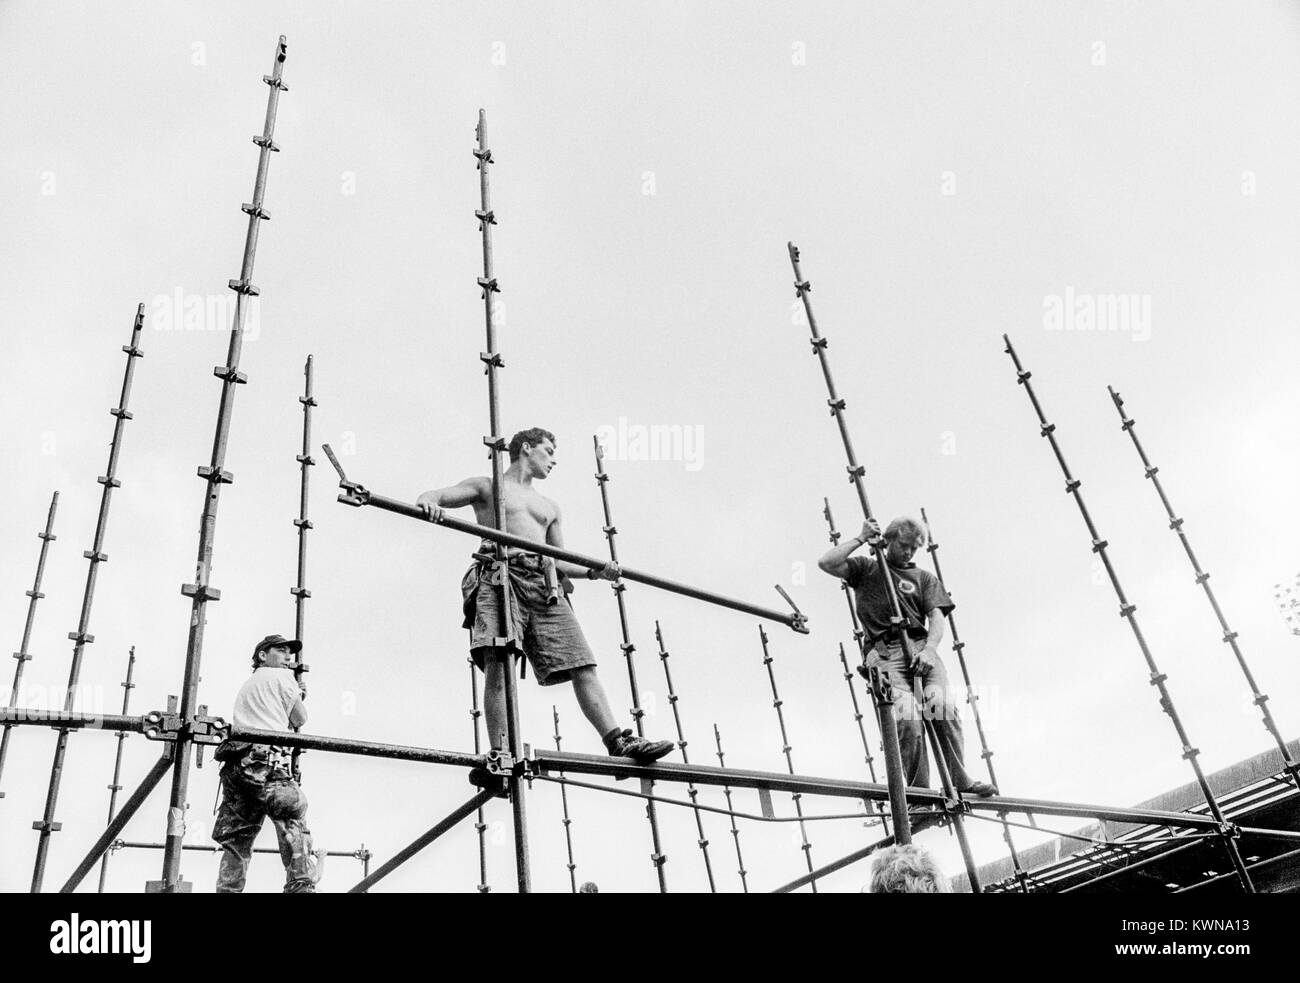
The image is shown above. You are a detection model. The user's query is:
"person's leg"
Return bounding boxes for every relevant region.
[569,665,619,737]
[265,777,317,894]
[479,650,508,751]
[919,654,975,790]
[466,559,520,753]
[526,573,673,762]
[878,643,929,787]
[212,768,263,893]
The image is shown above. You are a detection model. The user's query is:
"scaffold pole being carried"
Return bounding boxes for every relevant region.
[822,498,889,833]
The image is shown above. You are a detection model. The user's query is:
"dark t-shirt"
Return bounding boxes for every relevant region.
[844,554,953,643]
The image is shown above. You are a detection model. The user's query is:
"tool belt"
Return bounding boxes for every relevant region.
[470,543,569,604]
[213,740,292,773]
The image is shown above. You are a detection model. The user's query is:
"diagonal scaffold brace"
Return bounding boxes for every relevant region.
[787,243,982,886]
[0,489,59,798]
[1003,335,1255,893]
[31,303,145,892]
[1108,385,1300,793]
[592,436,669,891]
[159,36,290,892]
[920,506,1031,892]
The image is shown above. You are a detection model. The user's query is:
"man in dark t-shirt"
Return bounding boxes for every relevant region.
[819,515,996,797]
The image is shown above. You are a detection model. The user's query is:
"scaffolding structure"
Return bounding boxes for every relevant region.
[2,37,1297,898]
[32,303,145,892]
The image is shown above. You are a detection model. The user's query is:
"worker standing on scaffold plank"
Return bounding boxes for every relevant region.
[418,427,675,764]
[818,517,997,798]
[211,634,320,893]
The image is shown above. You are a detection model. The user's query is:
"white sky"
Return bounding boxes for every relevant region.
[2,1,1298,893]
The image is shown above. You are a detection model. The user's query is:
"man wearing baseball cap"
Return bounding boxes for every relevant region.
[211,634,318,893]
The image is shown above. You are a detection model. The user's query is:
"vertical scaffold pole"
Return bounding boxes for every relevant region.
[786,242,911,842]
[836,644,886,831]
[592,436,668,892]
[470,658,490,892]
[919,507,1029,891]
[97,646,137,892]
[32,304,144,892]
[1003,335,1254,893]
[1108,386,1300,792]
[552,706,579,893]
[289,354,316,782]
[822,498,889,833]
[712,724,749,893]
[0,490,58,798]
[758,625,817,891]
[160,38,289,892]
[475,109,530,893]
[654,621,717,891]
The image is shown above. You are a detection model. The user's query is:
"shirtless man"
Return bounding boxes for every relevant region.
[417,427,674,763]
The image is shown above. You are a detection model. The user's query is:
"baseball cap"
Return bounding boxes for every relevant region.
[252,634,303,661]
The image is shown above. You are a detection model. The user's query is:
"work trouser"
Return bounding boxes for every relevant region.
[213,748,317,893]
[868,639,972,791]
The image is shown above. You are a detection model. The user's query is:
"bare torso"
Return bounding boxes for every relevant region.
[469,474,556,544]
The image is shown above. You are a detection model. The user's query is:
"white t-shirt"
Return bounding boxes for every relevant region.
[232,667,301,731]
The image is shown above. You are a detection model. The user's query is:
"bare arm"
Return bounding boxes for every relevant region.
[548,502,618,581]
[416,476,490,517]
[817,518,881,578]
[288,698,307,730]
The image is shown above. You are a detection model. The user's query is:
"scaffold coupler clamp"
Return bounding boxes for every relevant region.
[143,697,183,743]
[774,583,811,634]
[1217,820,1241,841]
[321,442,370,507]
[470,748,521,797]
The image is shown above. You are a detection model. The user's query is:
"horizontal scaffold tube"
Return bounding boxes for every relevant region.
[0,709,144,733]
[228,725,488,769]
[531,749,1236,833]
[113,840,367,859]
[323,456,808,633]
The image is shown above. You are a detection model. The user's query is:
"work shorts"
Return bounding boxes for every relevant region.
[461,557,597,686]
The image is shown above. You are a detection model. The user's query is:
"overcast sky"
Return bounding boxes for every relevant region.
[2,1,1298,893]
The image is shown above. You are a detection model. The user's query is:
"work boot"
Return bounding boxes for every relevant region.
[908,807,948,834]
[958,780,998,798]
[604,728,675,763]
